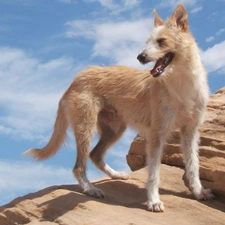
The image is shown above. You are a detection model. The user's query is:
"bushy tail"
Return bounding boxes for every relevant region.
[23,100,68,160]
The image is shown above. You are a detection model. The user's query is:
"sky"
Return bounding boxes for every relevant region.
[0,0,225,206]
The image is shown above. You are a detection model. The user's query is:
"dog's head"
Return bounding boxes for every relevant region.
[137,4,189,77]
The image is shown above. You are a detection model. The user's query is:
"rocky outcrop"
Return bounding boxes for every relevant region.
[1,165,225,225]
[126,87,225,197]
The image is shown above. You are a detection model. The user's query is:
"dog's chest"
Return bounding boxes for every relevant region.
[163,89,202,127]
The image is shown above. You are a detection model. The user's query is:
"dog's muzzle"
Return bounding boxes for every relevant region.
[137,51,175,77]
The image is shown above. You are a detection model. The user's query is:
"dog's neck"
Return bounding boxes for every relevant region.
[159,39,209,105]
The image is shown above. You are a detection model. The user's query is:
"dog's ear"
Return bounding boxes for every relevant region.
[170,4,188,31]
[154,9,164,27]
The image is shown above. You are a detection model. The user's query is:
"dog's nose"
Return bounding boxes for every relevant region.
[137,53,147,63]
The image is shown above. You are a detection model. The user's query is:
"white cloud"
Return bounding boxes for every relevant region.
[85,0,116,9]
[159,0,198,8]
[201,40,225,73]
[123,0,140,7]
[206,36,215,43]
[65,20,96,39]
[191,6,202,14]
[65,18,152,67]
[0,47,84,142]
[205,28,225,44]
[84,0,140,14]
[216,28,225,36]
[93,20,150,52]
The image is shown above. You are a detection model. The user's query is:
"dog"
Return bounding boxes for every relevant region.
[24,4,214,212]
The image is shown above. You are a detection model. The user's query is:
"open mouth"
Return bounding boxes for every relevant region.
[150,52,175,77]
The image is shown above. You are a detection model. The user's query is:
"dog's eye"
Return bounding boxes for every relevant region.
[157,38,165,47]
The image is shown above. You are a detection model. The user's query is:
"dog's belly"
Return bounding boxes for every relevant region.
[98,105,151,135]
[98,108,121,133]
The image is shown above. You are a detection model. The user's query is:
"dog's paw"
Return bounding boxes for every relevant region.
[111,171,130,180]
[83,187,105,199]
[147,201,165,212]
[196,188,214,200]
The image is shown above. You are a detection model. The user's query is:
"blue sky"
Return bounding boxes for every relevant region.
[0,0,225,205]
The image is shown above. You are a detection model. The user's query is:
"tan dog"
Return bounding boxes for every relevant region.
[24,4,214,212]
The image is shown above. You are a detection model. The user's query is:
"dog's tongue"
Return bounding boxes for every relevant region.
[150,58,164,77]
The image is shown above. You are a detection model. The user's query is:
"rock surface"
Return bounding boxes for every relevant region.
[1,164,225,225]
[127,87,225,197]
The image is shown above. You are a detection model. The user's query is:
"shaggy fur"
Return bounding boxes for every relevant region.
[24,4,214,212]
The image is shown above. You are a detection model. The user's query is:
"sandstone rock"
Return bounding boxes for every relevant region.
[1,165,225,225]
[126,135,147,171]
[126,87,225,197]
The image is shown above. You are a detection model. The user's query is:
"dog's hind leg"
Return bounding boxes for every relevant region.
[70,98,105,199]
[90,119,128,180]
[180,125,214,200]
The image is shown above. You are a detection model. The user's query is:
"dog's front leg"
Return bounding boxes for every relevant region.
[180,125,214,200]
[145,131,166,212]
